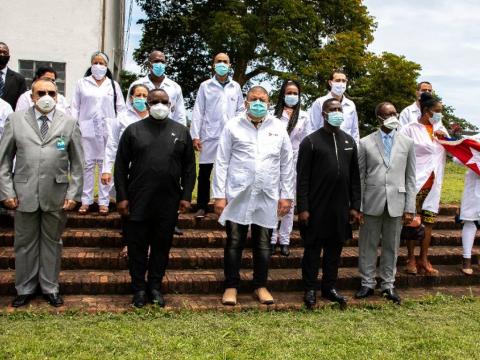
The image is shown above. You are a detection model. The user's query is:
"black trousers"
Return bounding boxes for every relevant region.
[197,163,214,211]
[126,214,176,292]
[224,221,272,289]
[302,238,343,291]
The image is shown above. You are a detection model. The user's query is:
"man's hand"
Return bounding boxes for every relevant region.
[117,200,129,217]
[349,209,362,225]
[358,212,365,225]
[63,199,77,211]
[193,139,202,152]
[277,199,292,217]
[403,212,414,225]
[178,200,191,214]
[3,198,18,210]
[214,198,227,216]
[101,173,112,185]
[298,211,310,226]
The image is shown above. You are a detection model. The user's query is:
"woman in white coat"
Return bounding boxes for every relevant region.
[270,79,308,257]
[71,51,126,214]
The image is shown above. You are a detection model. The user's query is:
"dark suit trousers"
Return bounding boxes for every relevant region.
[196,163,214,211]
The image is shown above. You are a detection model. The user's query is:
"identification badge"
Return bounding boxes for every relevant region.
[56,136,66,151]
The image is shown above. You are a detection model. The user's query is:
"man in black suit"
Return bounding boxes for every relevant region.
[0,42,27,110]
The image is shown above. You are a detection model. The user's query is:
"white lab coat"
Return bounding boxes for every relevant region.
[16,90,70,115]
[400,121,448,213]
[102,108,146,174]
[306,92,360,143]
[70,76,126,161]
[456,134,480,221]
[0,98,13,139]
[190,77,244,164]
[399,102,420,129]
[128,75,186,126]
[212,113,295,229]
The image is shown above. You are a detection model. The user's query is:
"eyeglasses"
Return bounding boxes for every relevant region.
[36,90,57,97]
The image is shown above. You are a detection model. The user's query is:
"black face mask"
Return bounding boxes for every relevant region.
[0,55,9,67]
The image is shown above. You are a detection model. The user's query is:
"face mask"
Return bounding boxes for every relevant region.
[36,95,56,113]
[214,63,229,77]
[381,116,400,130]
[247,100,268,118]
[326,111,344,127]
[331,82,346,96]
[91,64,107,80]
[132,97,147,112]
[284,94,299,107]
[0,55,9,67]
[430,112,442,124]
[149,103,170,120]
[151,63,166,77]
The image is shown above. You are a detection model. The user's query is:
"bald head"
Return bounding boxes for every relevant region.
[149,50,165,63]
[213,52,230,65]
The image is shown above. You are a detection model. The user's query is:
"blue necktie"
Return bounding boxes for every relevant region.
[40,116,49,139]
[0,73,5,98]
[383,134,392,162]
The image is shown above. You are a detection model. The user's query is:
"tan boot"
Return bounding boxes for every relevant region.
[222,288,237,306]
[254,287,274,305]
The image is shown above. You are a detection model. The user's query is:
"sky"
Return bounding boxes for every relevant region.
[124,0,480,125]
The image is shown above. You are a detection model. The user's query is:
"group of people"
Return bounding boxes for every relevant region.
[0,40,477,309]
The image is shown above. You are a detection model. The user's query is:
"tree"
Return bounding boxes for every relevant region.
[119,70,139,98]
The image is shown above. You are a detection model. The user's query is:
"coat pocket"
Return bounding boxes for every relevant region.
[14,174,28,183]
[55,175,69,184]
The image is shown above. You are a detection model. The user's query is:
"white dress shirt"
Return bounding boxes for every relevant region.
[399,102,421,129]
[212,113,295,229]
[0,97,13,138]
[34,108,54,128]
[16,90,70,115]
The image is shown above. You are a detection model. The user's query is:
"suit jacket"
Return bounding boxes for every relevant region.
[358,129,416,217]
[0,108,84,212]
[1,68,27,110]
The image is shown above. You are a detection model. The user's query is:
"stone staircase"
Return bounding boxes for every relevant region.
[1,204,479,312]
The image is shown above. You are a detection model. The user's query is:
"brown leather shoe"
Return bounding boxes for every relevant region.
[254,287,274,305]
[461,258,473,275]
[222,288,237,306]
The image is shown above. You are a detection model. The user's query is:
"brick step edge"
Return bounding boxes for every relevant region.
[1,266,480,295]
[1,286,478,313]
[1,246,478,270]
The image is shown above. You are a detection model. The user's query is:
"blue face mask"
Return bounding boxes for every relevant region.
[132,97,147,112]
[284,94,299,107]
[151,62,166,77]
[326,111,344,127]
[248,100,268,118]
[214,63,229,77]
[430,112,443,124]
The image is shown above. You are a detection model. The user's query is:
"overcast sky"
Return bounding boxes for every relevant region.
[124,0,479,125]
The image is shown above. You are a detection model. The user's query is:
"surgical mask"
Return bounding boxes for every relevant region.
[381,116,400,130]
[0,55,9,67]
[331,82,346,96]
[91,64,107,80]
[284,94,299,107]
[214,63,229,77]
[326,111,344,127]
[36,95,56,113]
[132,97,147,112]
[152,63,166,77]
[149,103,170,120]
[430,112,443,124]
[247,100,268,118]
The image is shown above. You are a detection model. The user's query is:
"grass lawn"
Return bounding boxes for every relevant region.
[441,160,465,204]
[1,295,480,359]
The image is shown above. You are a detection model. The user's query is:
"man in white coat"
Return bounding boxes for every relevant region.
[190,52,244,218]
[306,69,360,143]
[213,86,295,306]
[399,81,433,128]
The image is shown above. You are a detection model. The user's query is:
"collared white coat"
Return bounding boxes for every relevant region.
[128,75,186,126]
[102,108,146,174]
[16,90,70,115]
[399,102,420,129]
[306,92,360,143]
[456,134,480,221]
[400,121,448,213]
[0,98,13,139]
[190,77,244,164]
[70,76,126,161]
[212,113,295,229]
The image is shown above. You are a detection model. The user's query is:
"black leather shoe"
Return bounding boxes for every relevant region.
[382,288,401,304]
[304,290,316,309]
[174,226,184,235]
[11,294,35,308]
[44,293,64,307]
[355,286,374,299]
[321,288,348,305]
[280,245,290,257]
[132,291,148,308]
[150,289,166,307]
[270,244,277,255]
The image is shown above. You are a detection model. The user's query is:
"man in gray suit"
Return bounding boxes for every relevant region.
[356,102,416,304]
[0,78,83,307]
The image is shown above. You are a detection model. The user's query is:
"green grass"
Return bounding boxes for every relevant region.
[1,295,480,359]
[441,160,465,204]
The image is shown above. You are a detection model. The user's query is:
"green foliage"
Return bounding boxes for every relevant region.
[119,70,139,99]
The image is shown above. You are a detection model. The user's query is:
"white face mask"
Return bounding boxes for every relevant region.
[382,116,400,130]
[91,64,108,80]
[149,103,170,120]
[36,95,56,113]
[331,82,346,96]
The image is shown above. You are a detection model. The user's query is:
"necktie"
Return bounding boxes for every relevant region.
[40,115,49,139]
[383,134,392,162]
[0,73,5,98]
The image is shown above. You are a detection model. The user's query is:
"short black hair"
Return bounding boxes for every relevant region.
[419,92,441,114]
[375,101,394,117]
[35,66,57,80]
[322,98,340,112]
[147,88,169,101]
[327,68,347,90]
[417,81,432,90]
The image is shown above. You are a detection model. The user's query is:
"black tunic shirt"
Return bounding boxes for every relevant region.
[114,117,196,221]
[296,127,361,244]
